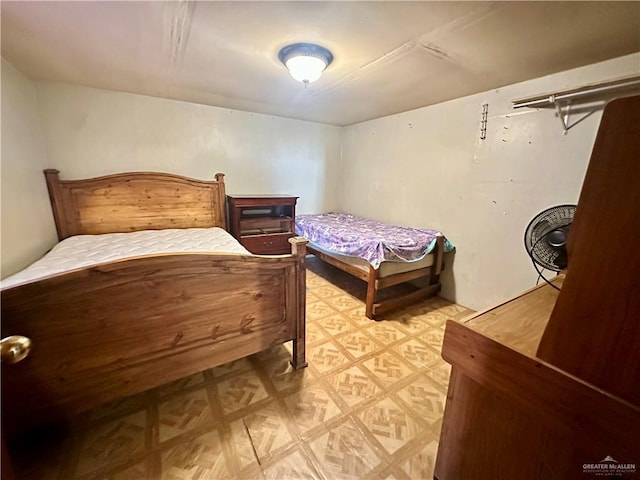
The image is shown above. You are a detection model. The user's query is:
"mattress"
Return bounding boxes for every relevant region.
[295,212,454,269]
[1,227,250,289]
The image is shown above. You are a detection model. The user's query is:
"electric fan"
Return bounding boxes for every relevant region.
[524,205,576,275]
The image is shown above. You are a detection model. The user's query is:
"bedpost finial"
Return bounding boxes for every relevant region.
[215,172,225,182]
[289,237,308,257]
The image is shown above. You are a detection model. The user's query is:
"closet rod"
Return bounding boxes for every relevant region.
[512,77,640,109]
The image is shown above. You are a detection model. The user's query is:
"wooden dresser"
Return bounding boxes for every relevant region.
[227,195,298,254]
[435,96,640,479]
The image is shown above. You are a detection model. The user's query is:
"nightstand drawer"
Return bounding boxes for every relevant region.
[240,233,292,254]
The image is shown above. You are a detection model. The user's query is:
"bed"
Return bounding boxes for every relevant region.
[0,169,307,434]
[295,213,452,319]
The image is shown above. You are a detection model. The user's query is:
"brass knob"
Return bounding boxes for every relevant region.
[1,335,32,364]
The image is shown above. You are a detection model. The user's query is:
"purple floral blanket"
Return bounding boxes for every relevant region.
[295,213,454,269]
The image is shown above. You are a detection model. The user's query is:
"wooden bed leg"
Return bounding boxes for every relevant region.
[366,265,378,320]
[289,237,309,370]
[430,233,445,285]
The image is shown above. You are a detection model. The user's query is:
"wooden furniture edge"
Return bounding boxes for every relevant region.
[461,275,564,325]
[43,169,67,241]
[441,319,640,458]
[43,169,227,240]
[289,237,308,369]
[213,172,226,231]
[306,244,369,282]
[458,278,563,356]
[227,195,298,254]
[376,266,432,289]
[1,250,308,432]
[429,233,444,283]
[307,237,444,320]
[372,283,441,317]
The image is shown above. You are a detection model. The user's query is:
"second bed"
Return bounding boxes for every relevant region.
[295,212,454,319]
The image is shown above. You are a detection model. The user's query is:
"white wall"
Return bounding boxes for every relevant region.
[1,59,58,277]
[341,53,640,310]
[35,83,343,215]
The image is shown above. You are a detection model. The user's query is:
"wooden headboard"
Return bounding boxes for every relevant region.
[44,170,227,240]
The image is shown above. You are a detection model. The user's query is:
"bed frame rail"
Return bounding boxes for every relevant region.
[1,238,308,434]
[308,233,445,319]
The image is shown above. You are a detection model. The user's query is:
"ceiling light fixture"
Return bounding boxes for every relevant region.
[278,43,333,86]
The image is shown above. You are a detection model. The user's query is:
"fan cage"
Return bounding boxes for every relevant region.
[524,204,576,272]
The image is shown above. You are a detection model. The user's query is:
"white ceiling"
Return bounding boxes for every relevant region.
[2,1,639,126]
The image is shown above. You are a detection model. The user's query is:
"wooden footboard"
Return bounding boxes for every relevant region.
[1,238,307,434]
[308,234,445,319]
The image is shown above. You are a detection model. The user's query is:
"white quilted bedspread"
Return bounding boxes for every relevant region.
[1,227,250,289]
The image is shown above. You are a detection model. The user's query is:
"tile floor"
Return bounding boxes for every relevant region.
[7,256,474,480]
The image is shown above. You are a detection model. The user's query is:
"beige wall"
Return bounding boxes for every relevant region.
[35,83,343,215]
[1,59,57,277]
[2,75,342,278]
[341,53,640,310]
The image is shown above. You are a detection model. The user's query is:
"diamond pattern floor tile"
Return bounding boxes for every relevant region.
[381,472,400,480]
[261,352,315,392]
[325,365,383,408]
[161,430,232,480]
[430,300,473,318]
[365,322,408,344]
[307,301,339,321]
[74,411,147,477]
[396,375,447,424]
[308,418,384,480]
[422,309,453,327]
[307,339,350,374]
[319,312,359,336]
[401,439,438,480]
[393,338,441,369]
[158,388,215,443]
[392,311,432,335]
[306,291,322,305]
[229,418,262,472]
[420,326,446,353]
[306,321,328,344]
[156,371,206,398]
[262,448,321,480]
[284,381,343,435]
[340,330,383,359]
[312,285,345,299]
[208,357,253,378]
[216,370,270,415]
[236,402,296,461]
[428,362,452,387]
[361,351,415,387]
[342,307,374,327]
[9,255,474,480]
[358,396,423,455]
[327,295,363,311]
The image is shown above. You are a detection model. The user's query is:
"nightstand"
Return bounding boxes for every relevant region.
[226,195,298,254]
